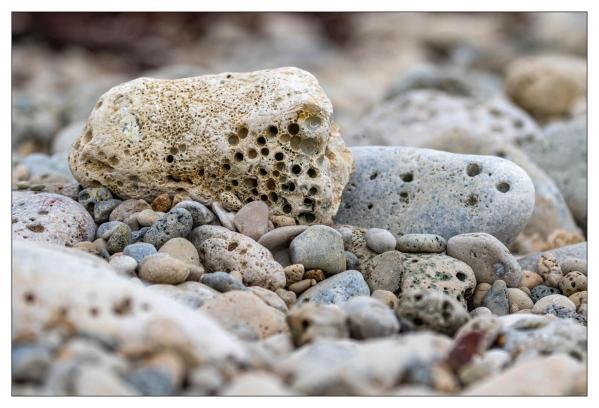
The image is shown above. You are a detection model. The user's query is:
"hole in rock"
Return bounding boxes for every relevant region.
[370,171,378,180]
[228,135,239,145]
[308,168,318,178]
[283,204,292,214]
[456,272,466,281]
[261,148,270,156]
[166,155,174,163]
[496,182,510,193]
[465,194,479,206]
[257,136,266,145]
[288,123,300,135]
[291,165,302,175]
[24,292,36,304]
[238,127,249,139]
[247,148,258,159]
[466,163,481,177]
[275,152,285,161]
[234,152,244,162]
[228,242,239,251]
[268,126,278,136]
[299,212,316,223]
[400,173,413,182]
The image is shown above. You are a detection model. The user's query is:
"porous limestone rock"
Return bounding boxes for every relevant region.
[335,146,535,245]
[68,67,353,225]
[190,225,286,291]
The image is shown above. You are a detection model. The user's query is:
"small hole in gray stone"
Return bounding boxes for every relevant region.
[496,182,510,193]
[467,163,481,177]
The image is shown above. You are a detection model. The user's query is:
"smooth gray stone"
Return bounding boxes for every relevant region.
[521,115,587,230]
[289,225,346,274]
[335,146,535,245]
[297,270,370,305]
[517,243,587,273]
[482,280,509,316]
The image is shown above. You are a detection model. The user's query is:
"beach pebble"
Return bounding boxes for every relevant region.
[396,289,470,336]
[345,251,359,270]
[400,253,476,307]
[109,199,152,222]
[249,286,288,313]
[174,200,215,227]
[108,254,137,276]
[138,253,191,284]
[364,228,396,254]
[12,344,52,383]
[78,186,113,212]
[530,284,561,303]
[458,350,511,386]
[287,303,348,346]
[201,291,289,340]
[517,242,587,273]
[304,269,325,282]
[93,199,122,223]
[191,225,285,291]
[258,225,309,251]
[137,209,161,227]
[519,270,544,289]
[105,223,132,254]
[289,279,316,295]
[275,288,297,308]
[12,191,96,246]
[558,271,587,296]
[284,264,305,286]
[143,208,193,249]
[297,270,370,305]
[123,242,157,264]
[201,272,247,293]
[506,288,534,313]
[158,237,200,266]
[233,201,269,240]
[151,193,171,212]
[362,251,403,293]
[371,290,399,309]
[289,225,346,274]
[221,372,293,396]
[447,232,522,287]
[482,280,509,316]
[532,294,576,314]
[342,296,400,339]
[396,234,446,253]
[537,254,563,288]
[335,146,535,245]
[470,307,493,318]
[472,283,491,308]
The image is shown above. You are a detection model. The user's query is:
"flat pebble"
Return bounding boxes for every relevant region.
[364,228,396,254]
[506,288,534,313]
[532,294,576,314]
[123,242,158,264]
[447,232,522,287]
[396,233,446,253]
[519,270,544,289]
[297,270,370,305]
[289,225,346,274]
[138,253,191,284]
[233,201,269,240]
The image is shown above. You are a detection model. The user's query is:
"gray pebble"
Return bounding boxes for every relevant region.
[345,251,359,270]
[365,228,397,254]
[211,201,236,231]
[143,207,193,249]
[447,232,522,287]
[482,280,509,316]
[132,227,150,243]
[12,344,51,382]
[297,270,370,305]
[175,200,215,227]
[97,221,124,240]
[531,285,562,303]
[258,225,309,251]
[123,242,157,264]
[517,242,587,273]
[335,146,535,245]
[78,186,112,212]
[289,225,346,274]
[201,272,247,293]
[93,199,122,223]
[126,367,175,396]
[397,233,446,253]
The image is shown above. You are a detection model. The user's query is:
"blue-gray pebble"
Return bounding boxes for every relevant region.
[297,270,370,305]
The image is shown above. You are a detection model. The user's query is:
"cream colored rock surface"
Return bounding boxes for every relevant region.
[68,67,353,225]
[12,240,247,365]
[464,354,586,395]
[190,225,286,291]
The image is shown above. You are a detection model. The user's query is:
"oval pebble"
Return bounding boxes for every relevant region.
[396,233,446,253]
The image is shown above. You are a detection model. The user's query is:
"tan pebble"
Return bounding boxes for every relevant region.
[537,254,563,288]
[506,288,534,313]
[371,290,398,309]
[286,303,348,346]
[275,288,296,308]
[171,191,191,207]
[138,253,190,284]
[124,213,140,230]
[519,286,531,296]
[519,270,543,289]
[151,193,172,212]
[249,286,288,313]
[229,269,243,282]
[558,271,587,296]
[220,191,243,212]
[16,181,30,189]
[304,269,325,282]
[284,264,305,286]
[270,215,296,227]
[137,209,161,227]
[186,265,205,282]
[143,350,185,387]
[472,283,491,308]
[288,278,313,294]
[93,238,108,252]
[568,291,587,311]
[159,237,200,265]
[14,164,30,182]
[74,241,100,256]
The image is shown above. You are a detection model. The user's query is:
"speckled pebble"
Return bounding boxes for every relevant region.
[558,271,587,296]
[78,186,112,212]
[345,251,359,270]
[530,284,561,303]
[123,242,158,264]
[143,207,193,249]
[532,294,576,314]
[151,193,172,212]
[537,254,563,288]
[397,234,446,253]
[364,228,397,254]
[174,200,215,227]
[105,222,132,254]
[519,270,544,289]
[94,199,123,223]
[284,264,305,286]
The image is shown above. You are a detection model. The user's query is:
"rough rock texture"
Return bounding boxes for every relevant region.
[190,225,286,290]
[12,191,96,246]
[12,241,247,365]
[336,146,535,245]
[297,270,370,305]
[521,115,587,229]
[505,54,587,122]
[347,90,542,147]
[68,67,353,225]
